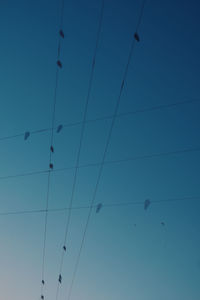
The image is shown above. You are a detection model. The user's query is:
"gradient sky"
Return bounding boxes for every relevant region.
[0,0,200,299]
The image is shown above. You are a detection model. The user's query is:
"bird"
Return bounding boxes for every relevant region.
[96,203,103,213]
[57,60,62,68]
[57,124,63,133]
[59,29,64,38]
[24,131,30,140]
[58,274,62,284]
[50,145,54,153]
[144,199,151,210]
[49,163,53,169]
[134,32,140,42]
[63,245,66,251]
[42,280,45,285]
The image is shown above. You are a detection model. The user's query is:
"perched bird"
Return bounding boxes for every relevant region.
[59,29,64,38]
[49,163,53,169]
[41,295,44,300]
[134,32,140,42]
[42,280,45,285]
[57,60,62,68]
[59,274,62,284]
[24,131,30,140]
[57,124,63,133]
[96,203,103,213]
[144,199,151,210]
[50,145,54,153]
[63,245,66,251]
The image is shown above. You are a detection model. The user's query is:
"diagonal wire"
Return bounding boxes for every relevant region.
[40,0,65,298]
[0,146,199,181]
[0,97,199,143]
[66,1,148,299]
[0,195,199,217]
[55,1,105,300]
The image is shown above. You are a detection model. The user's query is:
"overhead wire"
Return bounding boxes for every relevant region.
[0,146,199,181]
[0,0,198,298]
[0,196,199,217]
[66,1,149,299]
[54,1,105,299]
[40,0,65,299]
[0,97,199,143]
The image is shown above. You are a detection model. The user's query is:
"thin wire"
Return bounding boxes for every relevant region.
[136,0,146,32]
[62,98,200,128]
[55,1,105,300]
[104,196,200,206]
[41,60,60,293]
[66,1,148,299]
[0,196,199,217]
[41,172,51,286]
[61,0,104,245]
[40,0,65,298]
[60,0,65,30]
[67,0,149,293]
[0,169,49,181]
[0,97,199,143]
[0,146,199,181]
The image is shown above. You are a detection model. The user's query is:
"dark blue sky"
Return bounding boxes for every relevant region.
[0,0,200,299]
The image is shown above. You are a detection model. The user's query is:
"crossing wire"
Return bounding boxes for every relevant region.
[0,196,199,217]
[55,1,105,300]
[66,1,148,299]
[0,97,199,143]
[0,146,199,181]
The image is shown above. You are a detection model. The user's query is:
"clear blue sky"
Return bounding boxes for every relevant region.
[0,0,200,299]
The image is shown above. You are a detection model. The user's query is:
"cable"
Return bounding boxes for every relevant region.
[0,169,49,181]
[66,1,148,299]
[40,1,65,299]
[0,97,199,143]
[54,2,105,300]
[0,196,199,217]
[0,146,199,181]
[65,98,200,128]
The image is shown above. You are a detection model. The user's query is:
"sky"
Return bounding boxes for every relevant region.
[0,0,200,299]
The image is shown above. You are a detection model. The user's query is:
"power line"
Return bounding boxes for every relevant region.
[55,2,105,300]
[0,170,49,181]
[0,146,199,182]
[66,1,148,299]
[40,0,65,299]
[0,196,199,217]
[0,97,199,143]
